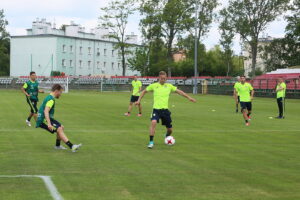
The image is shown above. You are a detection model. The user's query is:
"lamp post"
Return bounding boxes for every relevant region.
[193,2,199,94]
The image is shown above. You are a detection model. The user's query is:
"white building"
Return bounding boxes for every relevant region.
[10,18,140,76]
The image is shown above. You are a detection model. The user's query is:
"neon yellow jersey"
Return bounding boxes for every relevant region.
[235,82,253,102]
[276,82,286,98]
[132,80,142,96]
[234,82,241,96]
[146,82,177,109]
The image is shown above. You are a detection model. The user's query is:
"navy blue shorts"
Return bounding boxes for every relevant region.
[130,95,139,103]
[26,98,38,114]
[151,109,172,128]
[38,118,62,134]
[240,102,252,111]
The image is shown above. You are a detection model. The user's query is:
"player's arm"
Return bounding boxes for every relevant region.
[44,106,53,131]
[136,90,147,105]
[21,83,30,97]
[250,89,255,100]
[175,89,196,103]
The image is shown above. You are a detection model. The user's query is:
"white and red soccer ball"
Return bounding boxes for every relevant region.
[164,136,175,145]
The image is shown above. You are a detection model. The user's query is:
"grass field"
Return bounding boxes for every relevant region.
[0,90,300,200]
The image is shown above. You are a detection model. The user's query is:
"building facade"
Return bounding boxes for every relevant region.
[10,19,140,76]
[242,36,276,76]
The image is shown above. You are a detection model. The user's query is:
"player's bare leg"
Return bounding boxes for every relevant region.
[54,131,66,150]
[166,127,172,137]
[26,113,34,126]
[148,120,157,148]
[125,102,133,116]
[242,109,250,126]
[137,104,142,117]
[56,127,81,152]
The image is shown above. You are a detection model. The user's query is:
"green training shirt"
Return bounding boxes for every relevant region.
[132,80,142,96]
[235,82,253,102]
[23,80,39,101]
[146,82,177,109]
[36,94,55,127]
[276,82,286,98]
[234,82,241,96]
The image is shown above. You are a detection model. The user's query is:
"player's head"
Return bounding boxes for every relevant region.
[158,71,167,84]
[133,76,137,81]
[278,77,283,83]
[30,71,36,81]
[51,84,63,98]
[240,75,246,83]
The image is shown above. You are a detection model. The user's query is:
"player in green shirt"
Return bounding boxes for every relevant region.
[275,78,286,119]
[124,76,143,117]
[234,76,254,126]
[233,76,241,113]
[136,71,196,149]
[21,71,44,127]
[36,84,82,152]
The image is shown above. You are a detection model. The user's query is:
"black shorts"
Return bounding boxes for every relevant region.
[38,118,62,134]
[26,97,38,114]
[130,95,139,103]
[240,102,252,111]
[151,109,172,128]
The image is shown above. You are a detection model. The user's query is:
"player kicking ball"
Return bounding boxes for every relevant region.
[124,76,143,117]
[234,76,254,126]
[36,84,82,152]
[136,71,196,149]
[21,71,44,127]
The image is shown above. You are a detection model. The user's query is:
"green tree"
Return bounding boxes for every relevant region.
[219,9,235,76]
[0,9,9,76]
[99,0,137,76]
[221,0,289,77]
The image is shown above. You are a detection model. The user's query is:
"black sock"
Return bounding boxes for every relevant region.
[27,116,32,121]
[56,139,61,147]
[166,132,171,137]
[139,112,142,114]
[128,112,130,114]
[150,136,154,142]
[245,120,248,123]
[65,141,73,149]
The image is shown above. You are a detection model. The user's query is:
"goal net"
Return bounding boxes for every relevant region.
[39,77,70,93]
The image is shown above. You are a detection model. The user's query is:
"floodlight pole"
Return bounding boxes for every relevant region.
[193,3,199,95]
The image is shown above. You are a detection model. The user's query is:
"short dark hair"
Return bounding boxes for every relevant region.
[51,84,63,92]
[30,71,36,76]
[159,71,167,76]
[240,75,246,78]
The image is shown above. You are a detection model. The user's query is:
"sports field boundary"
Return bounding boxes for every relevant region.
[0,175,64,200]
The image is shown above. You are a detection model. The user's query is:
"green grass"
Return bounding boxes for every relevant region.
[0,90,300,200]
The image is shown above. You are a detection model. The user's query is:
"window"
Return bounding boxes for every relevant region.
[70,45,73,52]
[118,51,121,58]
[112,62,114,70]
[62,45,66,53]
[88,47,91,55]
[62,59,66,67]
[70,60,73,67]
[79,60,82,68]
[103,62,106,69]
[104,49,107,56]
[88,61,91,69]
[97,48,100,56]
[97,61,100,69]
[112,50,114,57]
[79,46,83,54]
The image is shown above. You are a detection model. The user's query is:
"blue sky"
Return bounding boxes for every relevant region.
[1,0,288,54]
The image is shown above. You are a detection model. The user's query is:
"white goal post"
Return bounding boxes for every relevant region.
[39,77,69,93]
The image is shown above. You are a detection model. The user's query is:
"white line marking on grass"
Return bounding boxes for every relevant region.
[0,175,64,200]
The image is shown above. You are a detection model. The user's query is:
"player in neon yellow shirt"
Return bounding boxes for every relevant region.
[234,76,254,126]
[136,71,196,149]
[124,76,143,117]
[233,76,241,113]
[275,78,286,119]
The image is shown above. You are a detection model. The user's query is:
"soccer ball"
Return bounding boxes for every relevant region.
[164,136,175,145]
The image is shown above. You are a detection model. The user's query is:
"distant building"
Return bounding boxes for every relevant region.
[242,36,278,76]
[10,18,140,76]
[173,50,186,62]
